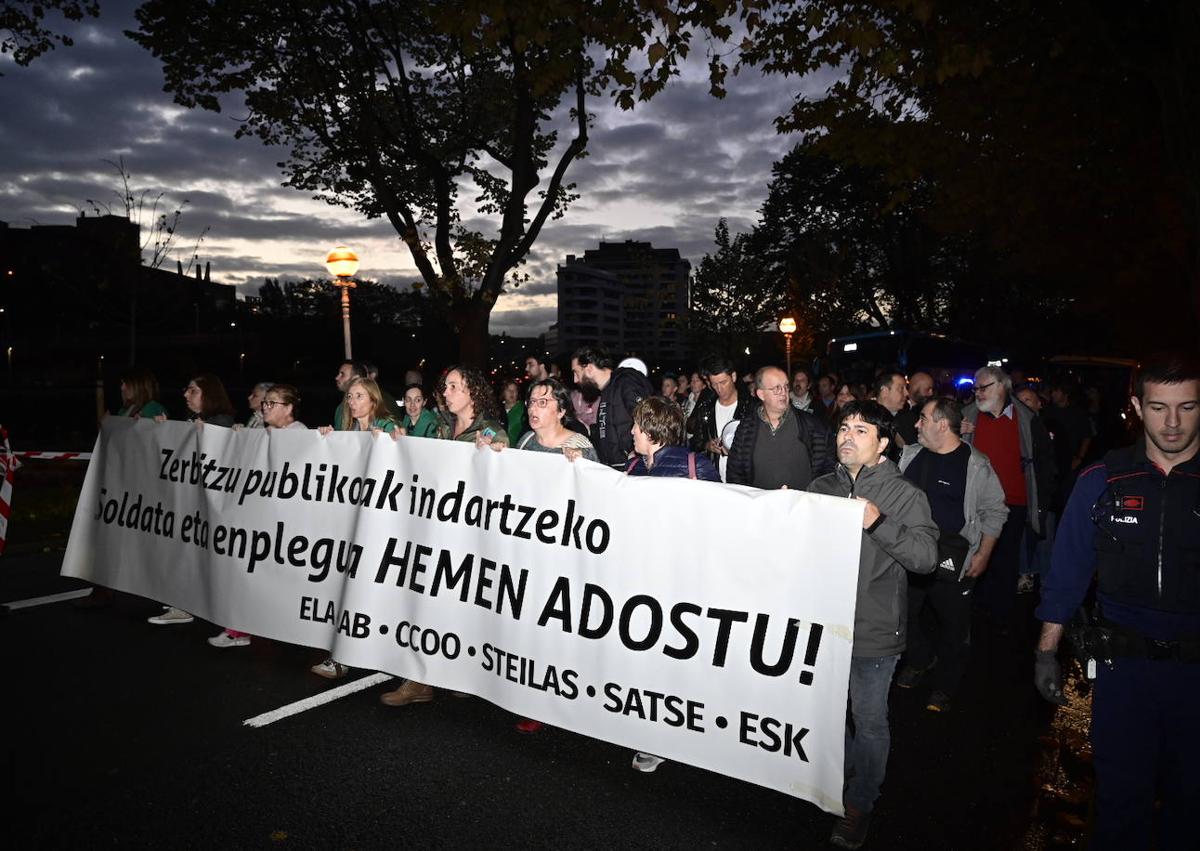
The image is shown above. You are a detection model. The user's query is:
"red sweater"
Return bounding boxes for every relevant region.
[975,411,1027,505]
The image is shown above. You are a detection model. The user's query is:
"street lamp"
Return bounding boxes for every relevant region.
[325,244,360,359]
[778,316,797,376]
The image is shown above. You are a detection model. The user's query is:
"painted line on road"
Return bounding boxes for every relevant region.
[3,588,94,609]
[244,672,395,728]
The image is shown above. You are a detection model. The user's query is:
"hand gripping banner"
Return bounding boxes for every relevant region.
[62,418,863,813]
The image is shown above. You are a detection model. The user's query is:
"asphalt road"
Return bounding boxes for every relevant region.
[3,550,1060,850]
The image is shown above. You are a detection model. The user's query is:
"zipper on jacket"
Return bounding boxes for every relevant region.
[1157,475,1168,599]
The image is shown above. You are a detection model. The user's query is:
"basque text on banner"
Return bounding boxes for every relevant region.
[62,417,863,813]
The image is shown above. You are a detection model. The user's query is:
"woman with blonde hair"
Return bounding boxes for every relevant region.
[311,378,399,678]
[319,377,401,436]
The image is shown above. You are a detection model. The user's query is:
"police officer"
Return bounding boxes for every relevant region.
[1034,352,1200,850]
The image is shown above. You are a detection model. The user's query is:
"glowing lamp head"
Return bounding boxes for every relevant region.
[324,245,360,279]
[778,317,797,335]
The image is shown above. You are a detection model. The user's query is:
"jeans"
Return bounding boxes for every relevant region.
[845,653,900,814]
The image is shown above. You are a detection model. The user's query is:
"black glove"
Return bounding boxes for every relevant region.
[1034,650,1067,705]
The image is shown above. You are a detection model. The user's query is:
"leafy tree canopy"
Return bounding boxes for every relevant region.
[130,0,745,363]
[0,0,99,71]
[734,0,1200,347]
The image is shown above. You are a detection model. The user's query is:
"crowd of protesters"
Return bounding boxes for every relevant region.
[76,344,1197,851]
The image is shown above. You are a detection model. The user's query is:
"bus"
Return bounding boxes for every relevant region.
[820,329,1000,388]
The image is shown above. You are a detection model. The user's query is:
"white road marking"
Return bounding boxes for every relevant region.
[3,589,94,609]
[243,672,395,728]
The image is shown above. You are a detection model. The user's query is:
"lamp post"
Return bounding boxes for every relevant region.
[325,245,360,359]
[778,316,797,376]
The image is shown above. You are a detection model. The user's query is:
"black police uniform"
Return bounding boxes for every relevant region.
[1037,439,1200,850]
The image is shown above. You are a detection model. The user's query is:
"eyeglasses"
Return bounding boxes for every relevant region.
[973,381,996,394]
[761,385,789,395]
[529,397,556,409]
[261,400,285,409]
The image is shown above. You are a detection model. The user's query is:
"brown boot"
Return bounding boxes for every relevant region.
[380,680,434,706]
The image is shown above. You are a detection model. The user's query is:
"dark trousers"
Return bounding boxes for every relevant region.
[973,504,1026,623]
[1091,656,1200,850]
[903,573,974,695]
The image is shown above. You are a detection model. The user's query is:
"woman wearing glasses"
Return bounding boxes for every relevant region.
[465,377,596,730]
[514,378,598,461]
[208,384,307,649]
[259,384,305,431]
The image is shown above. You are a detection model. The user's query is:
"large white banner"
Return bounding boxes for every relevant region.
[63,418,863,813]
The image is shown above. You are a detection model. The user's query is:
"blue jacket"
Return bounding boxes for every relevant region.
[1036,439,1200,641]
[626,445,720,481]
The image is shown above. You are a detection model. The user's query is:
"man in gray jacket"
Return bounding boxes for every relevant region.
[896,397,1008,712]
[809,400,939,850]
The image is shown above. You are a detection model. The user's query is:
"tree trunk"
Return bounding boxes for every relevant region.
[452,300,491,368]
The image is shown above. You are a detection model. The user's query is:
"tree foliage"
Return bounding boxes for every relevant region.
[689,218,783,356]
[732,0,1200,350]
[256,277,424,328]
[0,0,99,71]
[129,0,743,363]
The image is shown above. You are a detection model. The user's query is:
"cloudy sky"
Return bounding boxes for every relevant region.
[0,2,824,336]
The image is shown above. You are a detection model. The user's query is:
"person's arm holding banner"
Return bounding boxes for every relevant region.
[857,486,938,575]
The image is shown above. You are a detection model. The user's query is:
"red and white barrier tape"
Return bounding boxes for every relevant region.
[0,428,14,554]
[12,451,92,461]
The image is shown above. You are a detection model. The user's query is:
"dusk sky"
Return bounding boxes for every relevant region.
[0,1,826,337]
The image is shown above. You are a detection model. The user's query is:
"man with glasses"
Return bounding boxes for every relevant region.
[962,366,1055,628]
[726,366,834,490]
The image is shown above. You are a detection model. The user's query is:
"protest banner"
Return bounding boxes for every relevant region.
[62,418,863,813]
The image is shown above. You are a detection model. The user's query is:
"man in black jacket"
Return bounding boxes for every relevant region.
[727,366,834,489]
[572,345,653,470]
[689,355,754,478]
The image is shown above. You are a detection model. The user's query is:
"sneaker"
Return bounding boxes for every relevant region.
[379,680,434,706]
[631,752,666,773]
[310,658,348,679]
[148,606,194,625]
[207,630,251,648]
[515,718,543,734]
[895,656,936,689]
[830,805,871,849]
[1017,574,1037,594]
[926,690,952,712]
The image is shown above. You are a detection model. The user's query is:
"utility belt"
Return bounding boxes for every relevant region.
[1067,616,1200,665]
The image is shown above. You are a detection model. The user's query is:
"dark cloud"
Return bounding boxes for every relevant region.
[0,1,815,337]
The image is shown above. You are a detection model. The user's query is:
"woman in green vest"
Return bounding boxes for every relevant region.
[116,366,168,419]
[378,365,507,706]
[400,383,439,438]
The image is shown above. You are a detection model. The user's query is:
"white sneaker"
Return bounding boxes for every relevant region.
[148,606,194,625]
[310,658,348,679]
[631,752,666,773]
[208,630,250,648]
